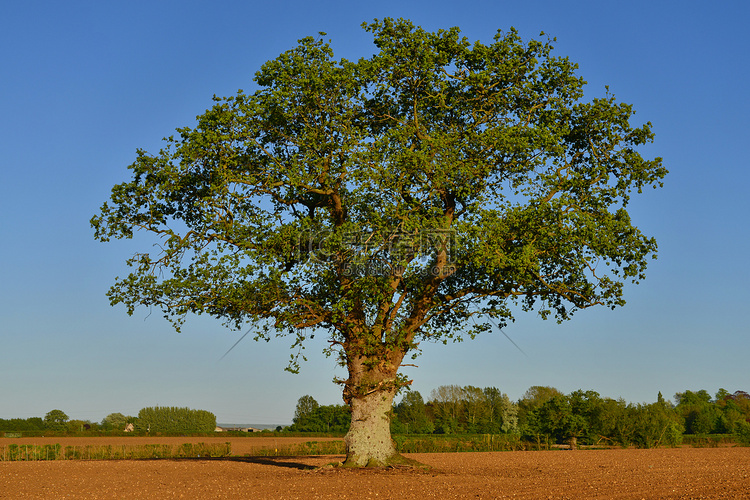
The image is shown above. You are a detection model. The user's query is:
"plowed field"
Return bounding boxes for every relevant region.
[1,438,749,499]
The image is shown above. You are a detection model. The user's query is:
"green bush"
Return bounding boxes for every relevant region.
[136,407,216,434]
[0,442,231,461]
[734,421,750,446]
[0,418,45,433]
[253,440,345,456]
[393,434,523,453]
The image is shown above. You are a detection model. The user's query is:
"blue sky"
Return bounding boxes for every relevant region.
[1,1,748,426]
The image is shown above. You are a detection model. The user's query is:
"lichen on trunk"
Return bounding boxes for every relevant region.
[340,351,418,467]
[343,386,398,467]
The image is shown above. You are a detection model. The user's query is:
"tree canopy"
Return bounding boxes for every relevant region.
[92,18,666,466]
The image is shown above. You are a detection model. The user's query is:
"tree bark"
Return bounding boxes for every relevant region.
[343,386,399,467]
[569,436,578,450]
[341,351,418,467]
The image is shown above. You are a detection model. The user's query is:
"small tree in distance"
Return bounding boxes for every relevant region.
[44,409,69,431]
[290,395,320,431]
[394,391,434,434]
[92,18,666,466]
[294,395,320,424]
[101,412,132,431]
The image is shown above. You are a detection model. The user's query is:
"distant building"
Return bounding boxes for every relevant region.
[124,423,135,433]
[214,426,261,433]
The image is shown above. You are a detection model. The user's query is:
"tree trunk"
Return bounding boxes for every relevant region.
[569,435,577,450]
[343,387,399,467]
[341,351,419,467]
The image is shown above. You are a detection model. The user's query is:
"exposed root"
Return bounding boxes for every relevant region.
[330,453,430,471]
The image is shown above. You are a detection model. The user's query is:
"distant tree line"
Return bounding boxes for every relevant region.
[517,387,685,448]
[3,388,750,447]
[415,385,518,435]
[0,417,45,433]
[675,389,750,434]
[287,387,750,448]
[0,407,216,435]
[0,410,98,435]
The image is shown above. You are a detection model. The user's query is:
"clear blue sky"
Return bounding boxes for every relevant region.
[1,0,748,426]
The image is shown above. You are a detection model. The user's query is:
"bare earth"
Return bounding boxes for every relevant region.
[1,438,749,499]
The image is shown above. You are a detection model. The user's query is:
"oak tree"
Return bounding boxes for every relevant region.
[92,18,666,466]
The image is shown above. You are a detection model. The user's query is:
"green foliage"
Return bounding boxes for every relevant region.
[253,440,345,457]
[393,434,524,453]
[429,385,465,433]
[519,389,686,448]
[484,387,519,433]
[92,17,664,413]
[1,444,62,461]
[715,389,750,434]
[92,19,666,465]
[293,395,320,423]
[100,412,134,431]
[681,434,734,447]
[517,386,563,433]
[426,385,518,434]
[0,417,45,433]
[590,397,630,446]
[44,410,69,431]
[135,407,216,434]
[0,443,231,461]
[628,401,684,448]
[392,390,434,434]
[735,421,750,446]
[66,419,99,434]
[534,394,588,446]
[674,389,712,406]
[289,399,350,433]
[675,389,721,434]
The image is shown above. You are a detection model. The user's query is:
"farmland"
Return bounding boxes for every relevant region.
[1,437,749,498]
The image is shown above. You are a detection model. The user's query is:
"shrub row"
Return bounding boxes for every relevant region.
[251,440,346,456]
[0,442,231,461]
[394,434,526,453]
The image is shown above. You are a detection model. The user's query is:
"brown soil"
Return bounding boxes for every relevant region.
[1,439,749,499]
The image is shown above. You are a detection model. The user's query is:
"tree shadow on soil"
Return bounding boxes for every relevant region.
[175,455,434,473]
[178,455,330,470]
